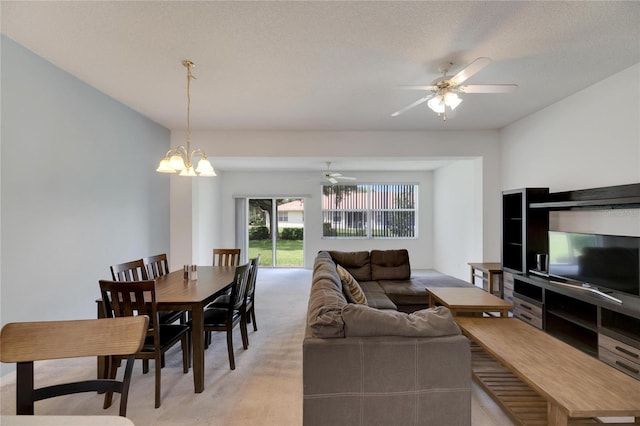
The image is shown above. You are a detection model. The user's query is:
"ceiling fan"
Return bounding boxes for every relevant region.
[391,57,517,121]
[322,162,356,184]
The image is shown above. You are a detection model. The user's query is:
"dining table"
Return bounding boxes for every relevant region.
[97,265,236,393]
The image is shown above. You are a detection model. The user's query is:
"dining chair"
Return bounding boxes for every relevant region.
[143,253,170,280]
[99,280,190,408]
[212,248,241,267]
[110,259,148,281]
[245,255,261,333]
[0,316,148,417]
[198,263,251,370]
[112,257,183,327]
[143,253,186,325]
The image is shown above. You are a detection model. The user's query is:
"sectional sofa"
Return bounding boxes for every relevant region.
[303,250,472,426]
[327,249,474,312]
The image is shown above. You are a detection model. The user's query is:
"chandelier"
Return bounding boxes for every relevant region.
[156,60,216,176]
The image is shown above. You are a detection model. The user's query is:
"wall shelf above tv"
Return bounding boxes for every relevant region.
[530,183,640,210]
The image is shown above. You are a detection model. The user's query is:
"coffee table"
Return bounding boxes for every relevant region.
[457,317,640,426]
[427,286,513,317]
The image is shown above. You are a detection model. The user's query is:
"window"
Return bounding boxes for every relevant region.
[322,184,417,238]
[278,211,289,222]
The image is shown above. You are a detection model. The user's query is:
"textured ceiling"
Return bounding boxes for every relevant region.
[2,1,639,135]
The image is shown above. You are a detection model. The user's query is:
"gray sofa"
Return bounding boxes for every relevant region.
[303,250,472,426]
[327,249,474,312]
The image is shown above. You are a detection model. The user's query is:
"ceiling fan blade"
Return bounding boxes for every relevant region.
[391,95,432,117]
[396,85,439,91]
[328,172,343,177]
[458,84,518,93]
[337,176,356,181]
[449,57,492,86]
[328,177,338,184]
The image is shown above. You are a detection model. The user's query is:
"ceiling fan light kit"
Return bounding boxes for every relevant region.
[322,162,356,184]
[392,57,517,122]
[156,60,216,177]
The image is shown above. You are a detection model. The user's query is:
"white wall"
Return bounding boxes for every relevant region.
[434,158,485,280]
[501,63,640,237]
[0,36,170,374]
[170,130,502,270]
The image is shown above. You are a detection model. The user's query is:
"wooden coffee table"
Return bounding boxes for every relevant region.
[457,317,640,426]
[427,286,513,317]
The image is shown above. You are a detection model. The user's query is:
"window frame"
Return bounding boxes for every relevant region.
[321,183,418,240]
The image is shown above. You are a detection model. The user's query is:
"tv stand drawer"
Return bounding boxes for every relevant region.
[513,297,543,319]
[599,347,640,380]
[599,334,640,365]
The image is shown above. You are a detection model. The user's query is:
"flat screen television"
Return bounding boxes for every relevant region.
[548,231,640,296]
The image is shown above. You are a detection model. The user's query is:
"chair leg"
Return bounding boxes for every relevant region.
[16,362,35,415]
[155,354,162,408]
[103,356,119,409]
[250,307,258,331]
[181,335,189,374]
[143,359,149,374]
[226,326,235,370]
[204,331,211,349]
[241,314,249,350]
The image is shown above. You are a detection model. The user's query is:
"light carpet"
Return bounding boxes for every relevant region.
[1,268,513,425]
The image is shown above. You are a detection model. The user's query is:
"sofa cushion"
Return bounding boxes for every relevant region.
[327,251,372,281]
[371,249,410,280]
[307,252,348,338]
[337,264,368,305]
[341,304,461,337]
[359,281,397,310]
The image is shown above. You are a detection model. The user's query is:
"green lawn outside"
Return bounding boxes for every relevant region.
[248,239,303,267]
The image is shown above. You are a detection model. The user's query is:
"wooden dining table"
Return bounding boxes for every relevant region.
[97,266,236,393]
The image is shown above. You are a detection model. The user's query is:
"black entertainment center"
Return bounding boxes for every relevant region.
[501,183,640,381]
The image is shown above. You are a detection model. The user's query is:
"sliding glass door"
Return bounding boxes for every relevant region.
[248,198,304,267]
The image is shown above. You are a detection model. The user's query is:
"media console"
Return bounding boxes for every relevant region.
[510,272,640,380]
[502,183,640,380]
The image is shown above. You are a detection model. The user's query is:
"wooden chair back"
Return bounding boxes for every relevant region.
[230,263,251,311]
[100,280,158,331]
[247,255,260,300]
[110,259,148,281]
[144,253,170,279]
[212,248,241,267]
[0,317,147,416]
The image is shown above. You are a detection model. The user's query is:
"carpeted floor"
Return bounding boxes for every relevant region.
[0,268,514,425]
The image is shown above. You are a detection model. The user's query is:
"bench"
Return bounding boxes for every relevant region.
[456,317,640,426]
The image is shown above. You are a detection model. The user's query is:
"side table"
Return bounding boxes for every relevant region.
[468,262,503,295]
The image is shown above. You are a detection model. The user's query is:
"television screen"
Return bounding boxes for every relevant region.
[548,231,640,296]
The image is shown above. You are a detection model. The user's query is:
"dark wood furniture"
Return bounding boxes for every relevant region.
[143,253,186,326]
[427,287,513,317]
[502,182,640,380]
[199,263,251,370]
[212,248,241,267]
[0,317,147,417]
[501,188,549,275]
[468,262,502,295]
[97,266,236,394]
[99,280,190,408]
[245,255,260,333]
[109,259,148,281]
[457,317,640,426]
[512,273,640,380]
[143,253,170,279]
